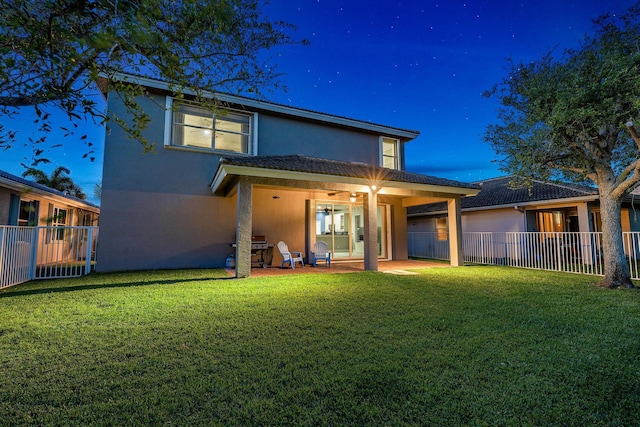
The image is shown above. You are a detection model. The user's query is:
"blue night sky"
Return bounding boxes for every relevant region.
[0,0,636,204]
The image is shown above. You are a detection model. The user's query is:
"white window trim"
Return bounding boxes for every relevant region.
[49,205,70,242]
[379,136,401,170]
[164,96,258,156]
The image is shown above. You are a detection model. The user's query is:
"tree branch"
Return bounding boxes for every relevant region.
[627,121,640,150]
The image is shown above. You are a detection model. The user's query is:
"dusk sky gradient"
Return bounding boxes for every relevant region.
[1,0,637,204]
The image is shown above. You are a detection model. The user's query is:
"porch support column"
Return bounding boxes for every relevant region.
[363,190,378,271]
[235,177,253,278]
[448,196,464,267]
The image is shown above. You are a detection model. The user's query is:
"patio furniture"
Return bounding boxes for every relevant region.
[277,241,304,269]
[311,241,331,267]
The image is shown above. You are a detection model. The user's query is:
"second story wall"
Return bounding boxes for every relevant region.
[257,113,386,166]
[103,90,412,196]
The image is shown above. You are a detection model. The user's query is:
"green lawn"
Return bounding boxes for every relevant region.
[1,266,639,426]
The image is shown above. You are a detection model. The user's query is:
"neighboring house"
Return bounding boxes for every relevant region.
[0,169,100,273]
[0,169,99,227]
[407,176,640,234]
[98,74,479,276]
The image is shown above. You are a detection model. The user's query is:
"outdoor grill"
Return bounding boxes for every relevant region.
[231,235,273,268]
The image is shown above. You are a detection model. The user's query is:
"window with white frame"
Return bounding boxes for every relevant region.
[51,206,68,241]
[381,137,400,169]
[170,100,253,154]
[18,200,38,226]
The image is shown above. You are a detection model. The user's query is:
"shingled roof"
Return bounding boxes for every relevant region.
[407,176,598,216]
[0,169,99,209]
[217,155,480,190]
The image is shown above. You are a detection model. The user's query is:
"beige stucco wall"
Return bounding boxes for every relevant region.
[408,207,525,234]
[384,195,408,260]
[252,188,313,267]
[462,208,526,232]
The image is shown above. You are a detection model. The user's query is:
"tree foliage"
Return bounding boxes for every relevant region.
[22,166,87,199]
[484,3,640,288]
[0,0,301,159]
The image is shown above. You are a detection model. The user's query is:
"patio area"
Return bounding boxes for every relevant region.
[225,259,449,277]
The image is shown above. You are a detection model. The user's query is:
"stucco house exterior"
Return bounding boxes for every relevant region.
[407,176,640,234]
[0,169,99,227]
[97,74,479,277]
[0,169,100,278]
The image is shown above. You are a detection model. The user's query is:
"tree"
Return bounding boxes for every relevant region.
[484,3,640,288]
[0,0,301,159]
[23,166,87,199]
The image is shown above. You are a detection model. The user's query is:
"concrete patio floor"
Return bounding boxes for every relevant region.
[226,259,450,277]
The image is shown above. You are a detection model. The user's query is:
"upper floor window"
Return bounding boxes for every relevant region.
[169,100,254,154]
[381,137,400,169]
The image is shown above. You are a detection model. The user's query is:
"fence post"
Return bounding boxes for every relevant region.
[84,227,93,275]
[0,227,4,287]
[29,227,39,280]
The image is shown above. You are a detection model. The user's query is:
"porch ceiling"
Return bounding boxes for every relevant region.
[210,155,479,201]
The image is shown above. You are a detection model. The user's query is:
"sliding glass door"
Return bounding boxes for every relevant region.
[315,202,387,259]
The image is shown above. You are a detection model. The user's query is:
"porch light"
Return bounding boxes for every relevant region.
[370,185,377,191]
[349,193,357,203]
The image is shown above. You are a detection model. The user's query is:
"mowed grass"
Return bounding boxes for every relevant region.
[1,266,639,426]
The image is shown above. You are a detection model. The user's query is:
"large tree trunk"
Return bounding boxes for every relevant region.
[597,191,634,288]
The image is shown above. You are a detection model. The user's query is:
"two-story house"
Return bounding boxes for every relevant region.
[97,75,479,277]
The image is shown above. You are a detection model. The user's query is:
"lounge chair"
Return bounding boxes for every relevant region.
[311,241,331,267]
[277,241,304,269]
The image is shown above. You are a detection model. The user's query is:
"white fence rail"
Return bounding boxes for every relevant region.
[0,226,98,289]
[409,231,640,279]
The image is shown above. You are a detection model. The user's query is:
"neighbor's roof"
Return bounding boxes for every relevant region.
[0,169,99,210]
[407,176,598,216]
[211,154,480,195]
[107,73,420,140]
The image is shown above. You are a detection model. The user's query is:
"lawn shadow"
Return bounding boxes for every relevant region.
[0,270,233,298]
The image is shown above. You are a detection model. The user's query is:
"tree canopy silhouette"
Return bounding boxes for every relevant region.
[22,166,87,200]
[485,3,640,288]
[0,0,302,162]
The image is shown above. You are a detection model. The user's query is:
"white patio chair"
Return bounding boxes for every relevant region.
[311,241,331,267]
[277,241,304,269]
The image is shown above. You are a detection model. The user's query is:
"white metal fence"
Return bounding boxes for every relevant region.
[0,226,98,289]
[408,231,640,279]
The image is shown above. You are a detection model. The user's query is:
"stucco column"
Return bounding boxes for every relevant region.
[235,177,253,278]
[363,190,378,271]
[448,196,464,267]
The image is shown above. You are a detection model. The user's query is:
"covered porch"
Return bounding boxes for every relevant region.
[211,155,479,278]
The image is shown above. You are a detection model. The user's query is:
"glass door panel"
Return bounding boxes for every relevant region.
[331,203,350,259]
[377,206,386,258]
[316,203,350,258]
[351,206,364,257]
[315,201,388,259]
